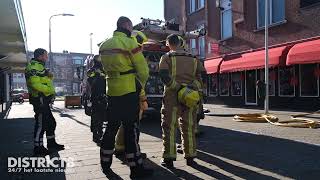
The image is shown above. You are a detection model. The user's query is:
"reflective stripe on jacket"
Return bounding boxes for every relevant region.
[99,31,149,96]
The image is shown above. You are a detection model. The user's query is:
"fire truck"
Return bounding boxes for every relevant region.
[135,18,205,120]
[79,18,205,120]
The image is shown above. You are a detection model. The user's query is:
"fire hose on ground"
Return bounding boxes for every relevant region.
[233,110,320,129]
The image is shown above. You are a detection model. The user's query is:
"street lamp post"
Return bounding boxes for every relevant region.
[265,0,269,114]
[89,33,93,55]
[48,13,74,70]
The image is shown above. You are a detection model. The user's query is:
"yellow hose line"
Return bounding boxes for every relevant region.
[233,112,320,129]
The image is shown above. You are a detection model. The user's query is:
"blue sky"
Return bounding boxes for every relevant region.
[21,0,164,54]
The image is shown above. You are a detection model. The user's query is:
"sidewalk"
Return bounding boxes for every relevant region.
[0,101,319,179]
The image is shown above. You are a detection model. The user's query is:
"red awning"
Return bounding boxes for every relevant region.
[286,39,320,65]
[204,57,223,74]
[220,46,287,73]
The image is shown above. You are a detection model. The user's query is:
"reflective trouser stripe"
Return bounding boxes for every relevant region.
[46,135,55,139]
[188,108,194,156]
[169,107,177,156]
[35,113,43,146]
[101,149,114,155]
[128,158,142,167]
[126,153,135,159]
[101,157,111,162]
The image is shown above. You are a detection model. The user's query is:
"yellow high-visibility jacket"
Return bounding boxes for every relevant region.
[99,31,149,96]
[25,59,55,97]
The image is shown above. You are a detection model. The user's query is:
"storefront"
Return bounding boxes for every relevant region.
[204,38,320,110]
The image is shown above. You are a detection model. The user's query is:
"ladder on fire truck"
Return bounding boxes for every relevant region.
[134,17,206,42]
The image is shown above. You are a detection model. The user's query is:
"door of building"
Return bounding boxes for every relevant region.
[245,70,257,105]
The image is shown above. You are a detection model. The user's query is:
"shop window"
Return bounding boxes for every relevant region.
[300,64,319,97]
[259,69,276,96]
[219,73,230,96]
[231,72,242,96]
[301,0,320,8]
[257,0,285,29]
[208,74,218,96]
[279,67,295,97]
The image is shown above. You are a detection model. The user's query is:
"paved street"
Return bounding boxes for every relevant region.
[0,101,319,180]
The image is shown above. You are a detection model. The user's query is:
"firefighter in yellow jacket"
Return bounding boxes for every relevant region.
[25,48,64,156]
[99,16,153,178]
[114,30,149,157]
[159,34,206,168]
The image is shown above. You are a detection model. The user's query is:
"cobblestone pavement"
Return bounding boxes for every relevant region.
[0,101,319,180]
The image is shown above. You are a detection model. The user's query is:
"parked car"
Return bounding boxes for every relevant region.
[11,89,27,104]
[11,89,29,99]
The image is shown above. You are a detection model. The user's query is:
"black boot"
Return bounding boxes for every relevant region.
[130,165,153,179]
[160,158,174,168]
[186,157,197,166]
[34,146,50,156]
[47,139,65,151]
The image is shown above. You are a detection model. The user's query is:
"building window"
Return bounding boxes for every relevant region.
[259,69,276,96]
[301,0,320,8]
[231,72,242,96]
[279,67,295,97]
[219,73,230,96]
[300,64,319,97]
[74,59,82,65]
[257,0,285,29]
[221,9,233,40]
[198,36,205,59]
[73,57,83,65]
[198,0,205,9]
[208,74,218,96]
[189,0,196,13]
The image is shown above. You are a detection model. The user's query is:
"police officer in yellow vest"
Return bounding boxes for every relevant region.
[159,34,206,168]
[99,16,153,178]
[87,55,107,145]
[25,48,64,156]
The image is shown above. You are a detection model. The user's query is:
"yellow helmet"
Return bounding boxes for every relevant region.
[178,87,200,108]
[132,30,148,46]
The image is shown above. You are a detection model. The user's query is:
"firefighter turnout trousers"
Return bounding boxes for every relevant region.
[100,91,143,167]
[161,89,197,159]
[32,97,56,147]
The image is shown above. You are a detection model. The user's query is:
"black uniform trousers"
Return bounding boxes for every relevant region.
[32,96,56,147]
[100,91,143,167]
[91,100,107,140]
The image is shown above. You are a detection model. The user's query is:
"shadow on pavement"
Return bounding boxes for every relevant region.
[0,118,67,180]
[140,120,320,179]
[52,107,90,128]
